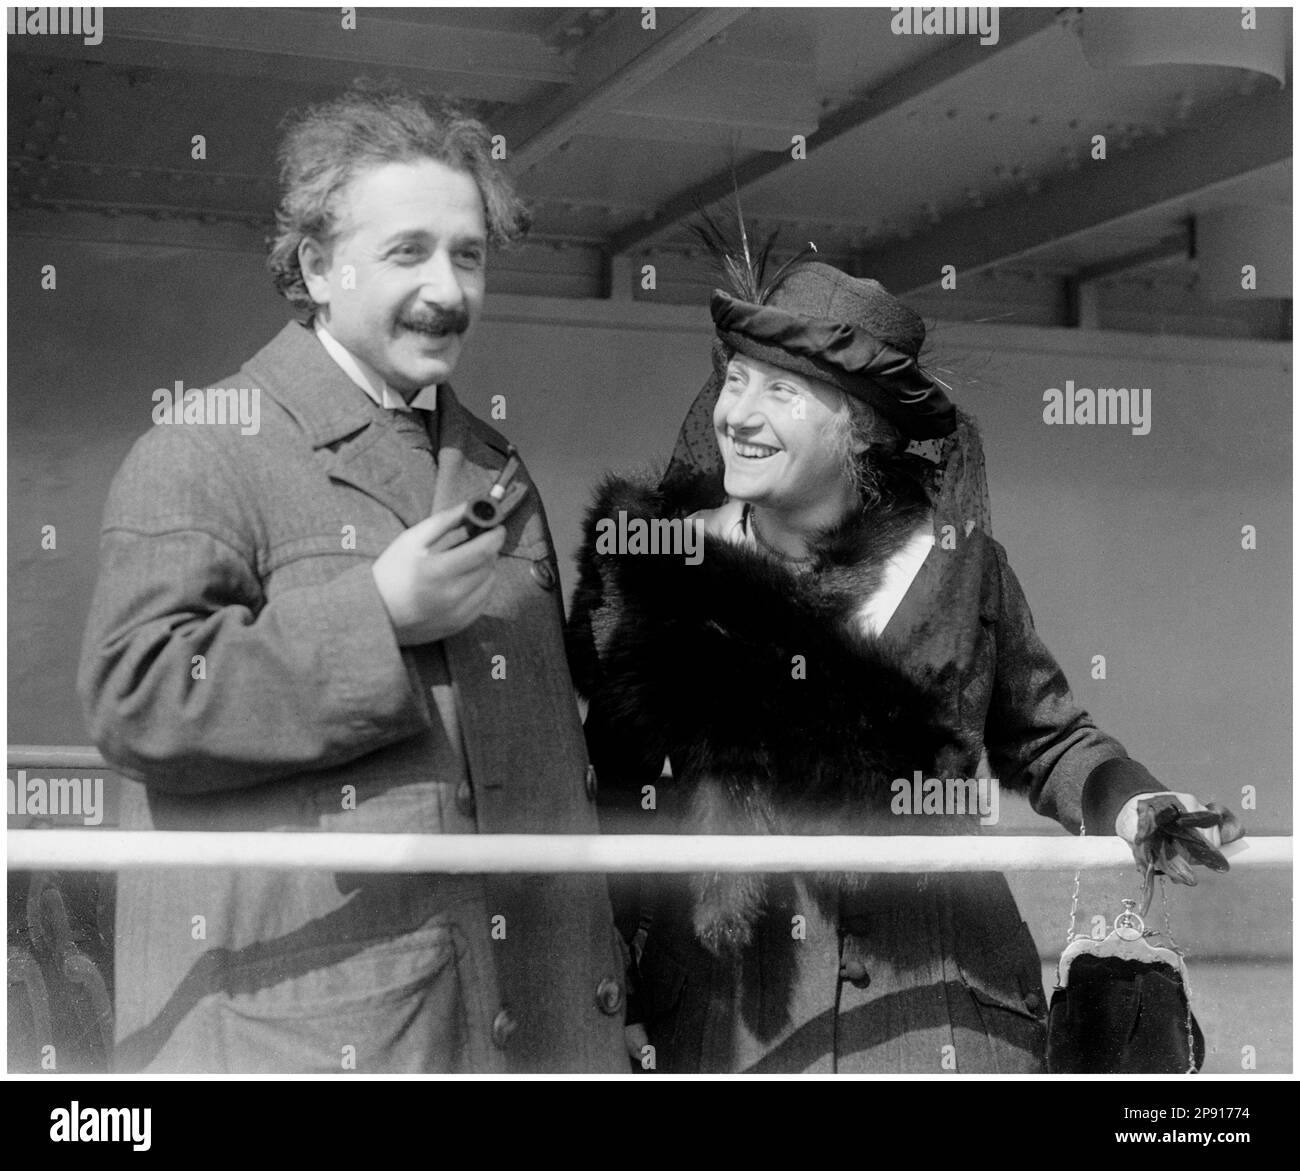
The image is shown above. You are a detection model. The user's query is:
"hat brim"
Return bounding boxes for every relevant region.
[712,292,956,440]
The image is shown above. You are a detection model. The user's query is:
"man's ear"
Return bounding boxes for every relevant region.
[298,236,333,308]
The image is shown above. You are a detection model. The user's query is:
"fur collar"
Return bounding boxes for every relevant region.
[570,468,957,952]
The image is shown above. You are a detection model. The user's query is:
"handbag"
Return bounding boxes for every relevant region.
[1046,897,1204,1073]
[1046,795,1239,1073]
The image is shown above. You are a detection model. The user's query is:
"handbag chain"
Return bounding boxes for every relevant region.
[1063,824,1084,949]
[1062,824,1197,1075]
[1157,874,1197,1076]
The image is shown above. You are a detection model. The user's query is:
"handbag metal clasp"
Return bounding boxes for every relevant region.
[1056,899,1187,989]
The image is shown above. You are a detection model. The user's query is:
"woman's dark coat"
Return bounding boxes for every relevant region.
[567,467,1161,1073]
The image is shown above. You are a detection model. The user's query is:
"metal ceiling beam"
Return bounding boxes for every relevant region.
[1075,225,1195,286]
[7,8,573,92]
[501,8,749,174]
[1064,226,1194,327]
[855,88,1290,296]
[606,6,1061,256]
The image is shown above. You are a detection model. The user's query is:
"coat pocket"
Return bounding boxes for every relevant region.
[954,919,1047,1024]
[201,924,464,1073]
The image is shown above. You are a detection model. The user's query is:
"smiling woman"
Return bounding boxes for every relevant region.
[565,236,1243,1075]
[709,354,907,559]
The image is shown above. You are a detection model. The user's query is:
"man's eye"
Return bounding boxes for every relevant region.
[390,244,422,260]
[457,250,485,268]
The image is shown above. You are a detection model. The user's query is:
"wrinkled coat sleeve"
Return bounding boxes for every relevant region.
[984,542,1162,835]
[566,527,667,1027]
[78,425,433,793]
[566,524,668,794]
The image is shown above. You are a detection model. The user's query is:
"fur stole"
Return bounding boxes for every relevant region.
[569,462,958,954]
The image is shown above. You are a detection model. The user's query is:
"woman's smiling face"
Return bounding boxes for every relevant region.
[713,354,857,511]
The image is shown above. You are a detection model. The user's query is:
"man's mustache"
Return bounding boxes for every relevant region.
[398,307,470,336]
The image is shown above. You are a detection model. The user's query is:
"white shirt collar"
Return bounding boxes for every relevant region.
[313,319,439,412]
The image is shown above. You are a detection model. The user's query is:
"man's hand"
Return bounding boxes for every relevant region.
[625,1023,650,1068]
[372,503,507,646]
[1116,791,1245,887]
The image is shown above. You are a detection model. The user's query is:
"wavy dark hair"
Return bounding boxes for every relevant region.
[267,83,531,316]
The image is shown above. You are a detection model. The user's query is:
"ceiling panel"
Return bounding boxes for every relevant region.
[8,5,1291,337]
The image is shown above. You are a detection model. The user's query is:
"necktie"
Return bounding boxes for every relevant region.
[380,407,438,519]
[388,408,435,457]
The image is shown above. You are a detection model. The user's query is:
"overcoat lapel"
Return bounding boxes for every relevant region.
[244,321,432,529]
[428,383,509,519]
[431,385,519,799]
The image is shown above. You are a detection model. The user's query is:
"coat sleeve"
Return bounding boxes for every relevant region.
[565,524,669,798]
[77,425,433,793]
[566,522,668,1029]
[983,542,1163,835]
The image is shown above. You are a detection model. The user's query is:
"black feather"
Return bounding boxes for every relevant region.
[689,182,816,306]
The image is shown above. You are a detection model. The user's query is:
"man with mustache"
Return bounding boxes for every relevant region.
[78,86,627,1073]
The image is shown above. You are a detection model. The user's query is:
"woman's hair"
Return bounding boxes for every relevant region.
[266,84,531,316]
[827,395,906,509]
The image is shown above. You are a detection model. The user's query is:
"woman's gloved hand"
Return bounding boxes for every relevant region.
[1116,791,1245,887]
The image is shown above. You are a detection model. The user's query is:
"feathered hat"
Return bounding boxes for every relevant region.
[695,211,955,440]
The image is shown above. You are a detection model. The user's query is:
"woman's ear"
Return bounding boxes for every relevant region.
[844,397,874,454]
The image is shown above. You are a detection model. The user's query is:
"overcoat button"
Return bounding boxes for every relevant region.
[595,977,623,1016]
[492,1007,519,1049]
[530,560,556,591]
[454,779,476,818]
[1024,990,1044,1013]
[585,763,598,801]
[839,958,870,987]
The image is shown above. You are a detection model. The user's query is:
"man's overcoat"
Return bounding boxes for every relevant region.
[79,321,627,1073]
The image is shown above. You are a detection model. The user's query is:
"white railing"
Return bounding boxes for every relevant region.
[5,827,1288,872]
[7,747,1290,873]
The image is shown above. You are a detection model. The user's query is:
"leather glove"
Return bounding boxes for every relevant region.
[1130,793,1245,887]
